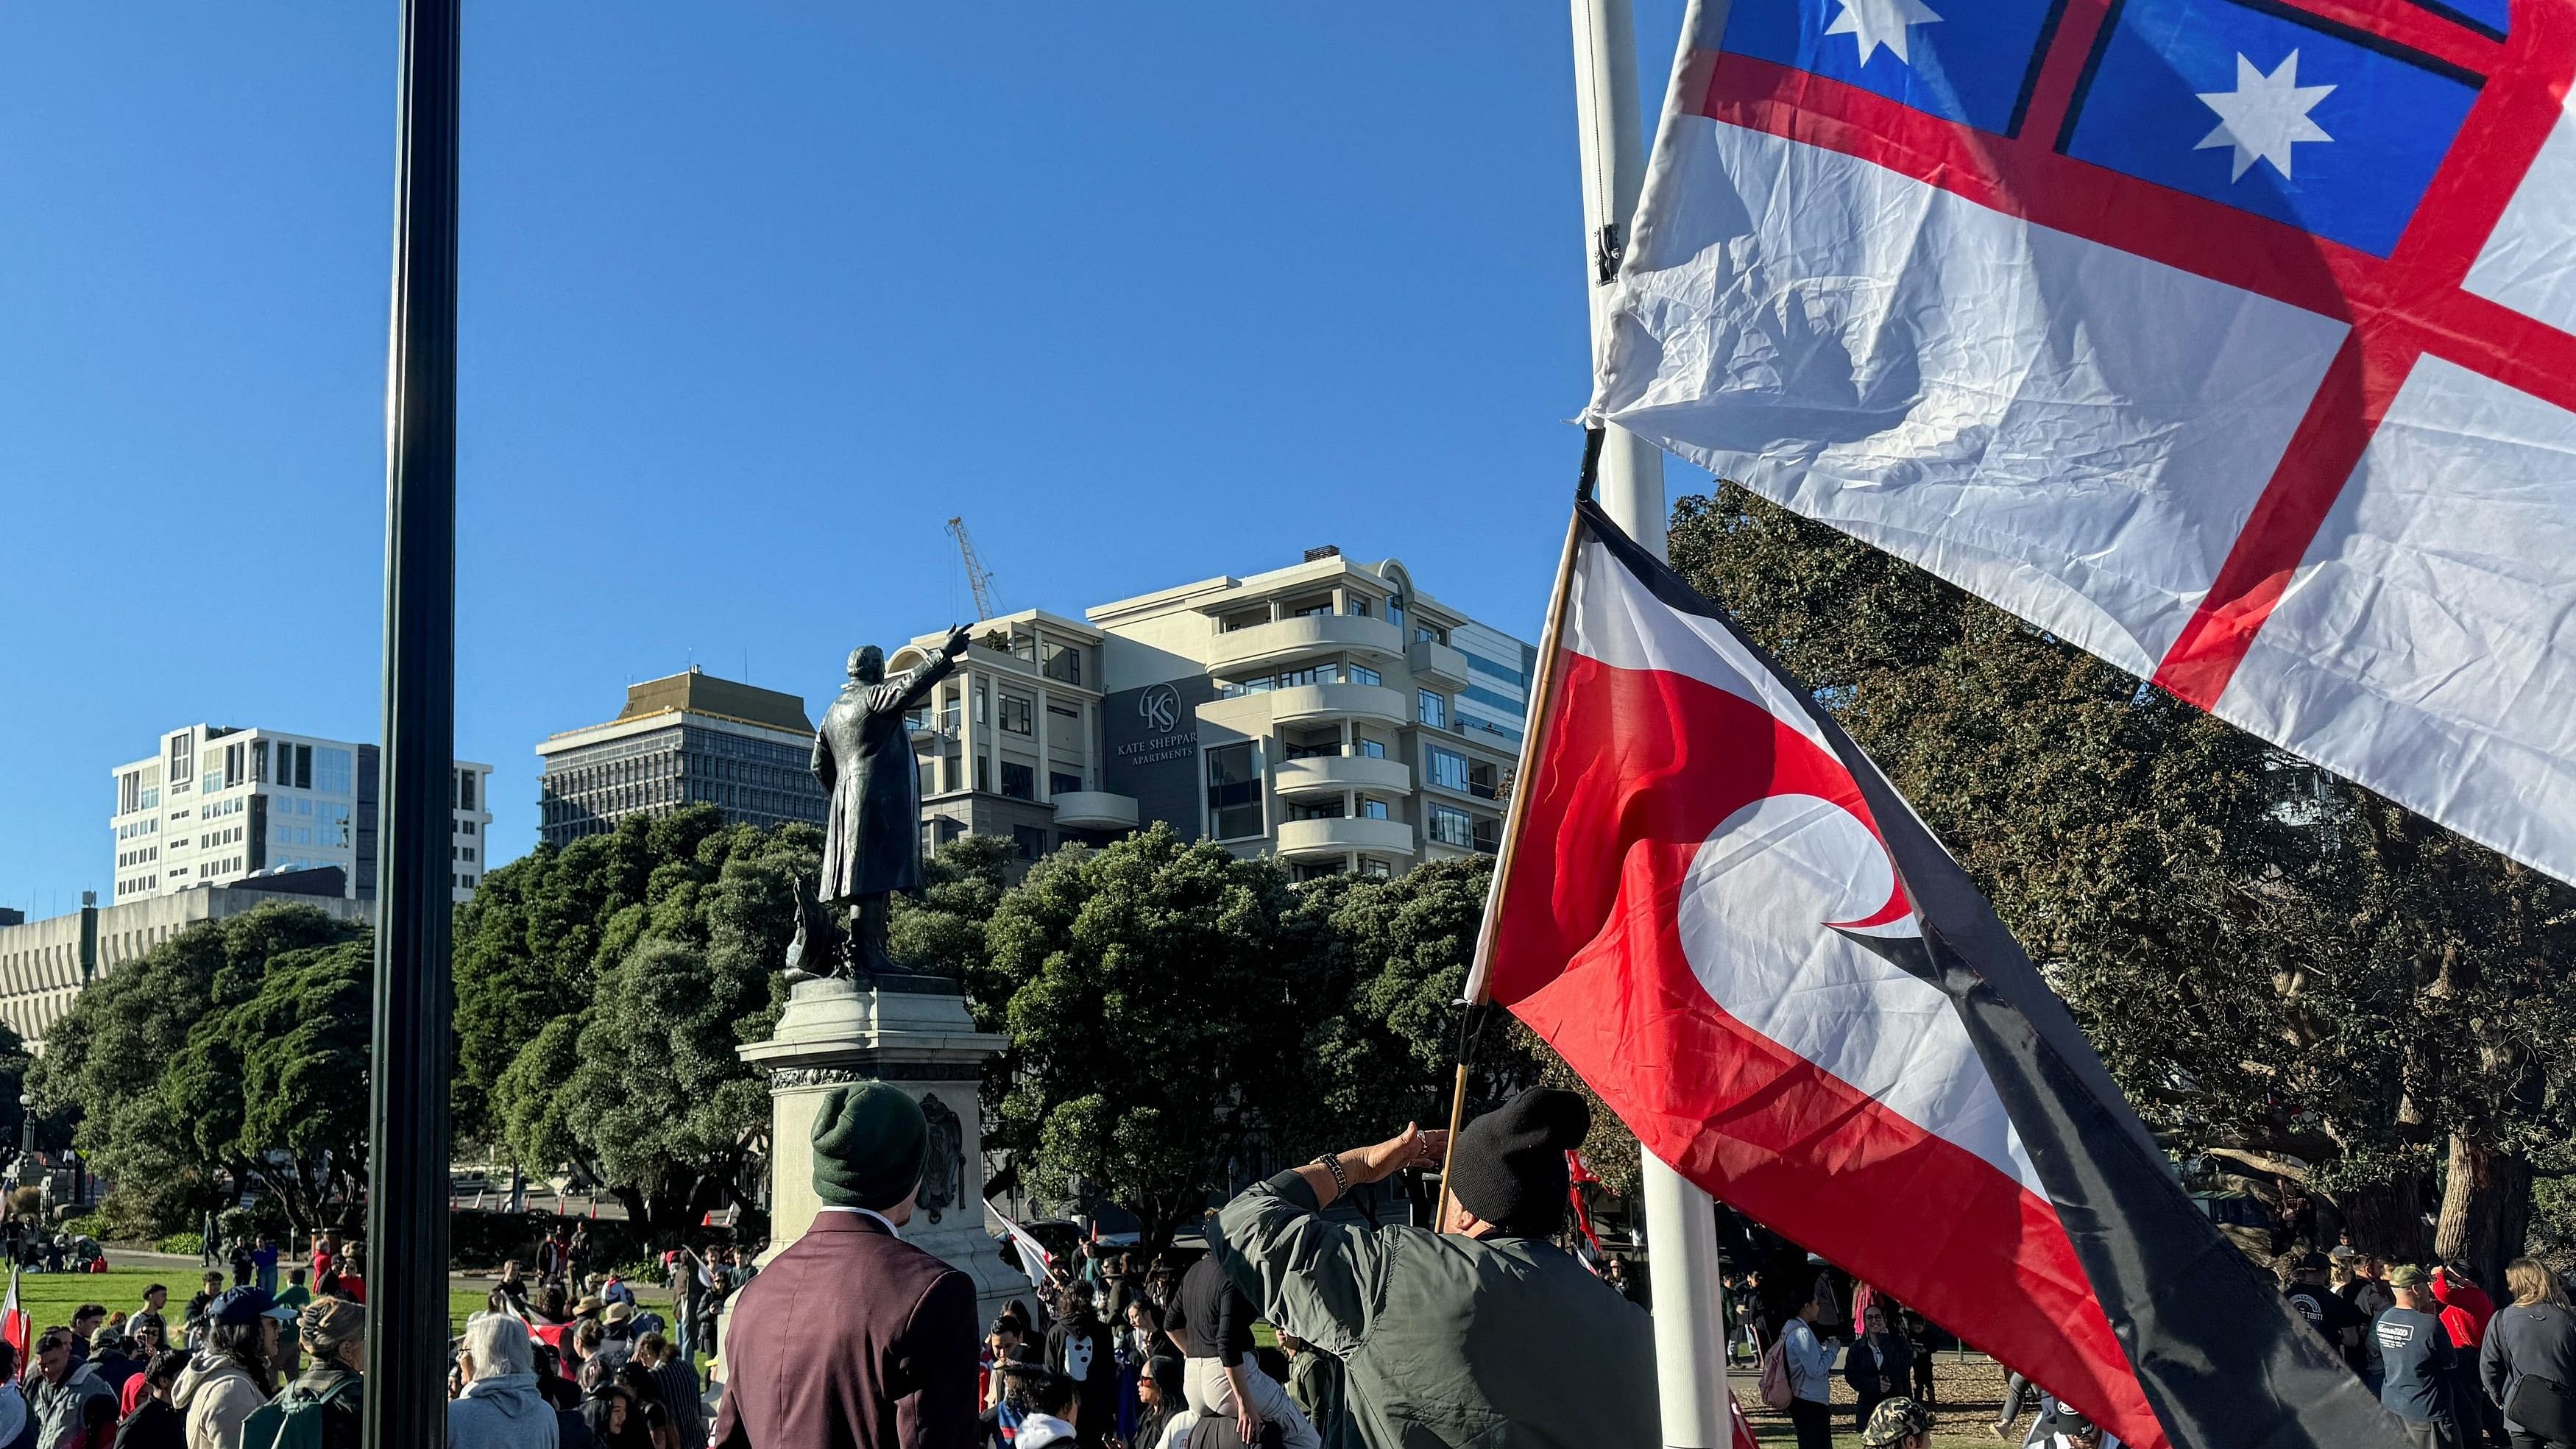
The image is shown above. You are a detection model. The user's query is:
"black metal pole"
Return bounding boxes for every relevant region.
[367,0,459,1446]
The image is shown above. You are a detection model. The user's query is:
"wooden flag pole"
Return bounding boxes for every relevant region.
[1436,485,1590,1233]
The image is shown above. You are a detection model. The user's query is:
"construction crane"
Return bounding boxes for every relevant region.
[946,516,1002,623]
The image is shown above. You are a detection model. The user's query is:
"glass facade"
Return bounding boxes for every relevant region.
[538,722,826,848]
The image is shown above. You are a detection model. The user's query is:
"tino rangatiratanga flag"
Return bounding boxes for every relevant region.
[1588,0,2576,886]
[1469,502,2414,1449]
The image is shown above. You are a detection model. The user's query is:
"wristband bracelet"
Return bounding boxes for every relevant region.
[1312,1152,1349,1194]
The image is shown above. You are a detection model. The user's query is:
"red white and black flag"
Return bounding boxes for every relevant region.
[1471,500,2408,1449]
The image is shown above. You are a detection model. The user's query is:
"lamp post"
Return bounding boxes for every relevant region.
[17,1093,35,1189]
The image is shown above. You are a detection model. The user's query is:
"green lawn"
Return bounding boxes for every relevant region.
[8,1266,510,1347]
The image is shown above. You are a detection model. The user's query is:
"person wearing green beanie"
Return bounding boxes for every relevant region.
[712,1083,977,1449]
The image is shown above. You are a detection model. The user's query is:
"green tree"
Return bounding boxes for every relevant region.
[30,904,370,1236]
[1665,483,2576,1291]
[463,807,810,1240]
[894,834,1015,988]
[1286,857,1641,1197]
[980,826,1323,1247]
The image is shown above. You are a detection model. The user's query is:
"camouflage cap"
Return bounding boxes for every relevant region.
[1862,1396,1934,1447]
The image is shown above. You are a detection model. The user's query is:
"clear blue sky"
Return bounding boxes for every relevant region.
[0,3,1706,916]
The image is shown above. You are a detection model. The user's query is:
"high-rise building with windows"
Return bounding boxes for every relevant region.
[535,667,828,849]
[108,726,492,905]
[894,547,1532,879]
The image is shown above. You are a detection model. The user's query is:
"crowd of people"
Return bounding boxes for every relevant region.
[717,1080,1655,1449]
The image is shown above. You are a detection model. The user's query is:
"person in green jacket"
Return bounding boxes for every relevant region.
[1214,1088,1657,1449]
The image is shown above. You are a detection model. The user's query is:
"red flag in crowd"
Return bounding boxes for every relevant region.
[1,1263,26,1367]
[1469,502,2411,1449]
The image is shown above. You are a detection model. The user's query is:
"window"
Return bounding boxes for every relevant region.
[1352,737,1386,759]
[1047,699,1080,720]
[1349,665,1381,687]
[1344,595,1372,617]
[1001,762,1036,800]
[1012,825,1050,862]
[1468,653,1525,686]
[1473,815,1502,853]
[1278,662,1340,689]
[459,770,477,810]
[1041,641,1083,685]
[1287,799,1345,821]
[1359,798,1390,821]
[1206,743,1263,840]
[999,693,1035,736]
[1417,690,1448,729]
[169,733,194,790]
[975,756,991,793]
[1428,803,1475,849]
[1426,745,1470,793]
[462,820,477,835]
[1415,623,1450,645]
[1359,857,1393,879]
[316,748,352,794]
[1050,771,1084,797]
[1290,599,1334,618]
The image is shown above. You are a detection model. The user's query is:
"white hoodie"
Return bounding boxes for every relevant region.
[171,1353,267,1449]
[1015,1412,1078,1449]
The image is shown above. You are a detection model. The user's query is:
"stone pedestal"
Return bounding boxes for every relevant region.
[737,978,1025,1319]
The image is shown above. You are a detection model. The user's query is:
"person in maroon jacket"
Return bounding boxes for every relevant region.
[712,1083,978,1449]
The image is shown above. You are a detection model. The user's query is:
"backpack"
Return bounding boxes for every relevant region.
[1758,1327,1794,1411]
[240,1375,358,1449]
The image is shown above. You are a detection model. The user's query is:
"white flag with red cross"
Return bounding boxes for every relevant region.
[1591,0,2576,884]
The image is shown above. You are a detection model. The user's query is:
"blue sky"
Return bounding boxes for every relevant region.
[0,3,1702,915]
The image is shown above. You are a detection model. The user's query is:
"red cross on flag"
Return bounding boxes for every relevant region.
[1471,503,2412,1449]
[1592,0,2576,884]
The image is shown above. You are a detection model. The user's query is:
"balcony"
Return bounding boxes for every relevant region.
[1276,816,1417,861]
[1050,791,1139,830]
[1274,755,1412,799]
[1269,682,1407,727]
[1406,638,1471,688]
[1205,614,1404,673]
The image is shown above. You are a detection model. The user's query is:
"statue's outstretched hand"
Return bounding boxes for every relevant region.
[944,626,972,659]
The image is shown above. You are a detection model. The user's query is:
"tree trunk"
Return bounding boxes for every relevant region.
[2437,1133,2532,1300]
[2334,1172,2435,1263]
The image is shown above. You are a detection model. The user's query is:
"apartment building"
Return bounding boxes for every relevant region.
[898,548,1531,877]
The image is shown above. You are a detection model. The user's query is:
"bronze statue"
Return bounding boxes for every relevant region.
[793,626,970,982]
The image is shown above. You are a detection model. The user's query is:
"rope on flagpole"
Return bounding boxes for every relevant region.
[1435,432,1597,1233]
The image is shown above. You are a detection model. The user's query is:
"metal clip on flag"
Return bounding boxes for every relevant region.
[1468,500,2413,1449]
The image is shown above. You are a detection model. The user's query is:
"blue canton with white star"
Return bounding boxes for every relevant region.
[2060,0,2481,257]
[1722,0,2062,135]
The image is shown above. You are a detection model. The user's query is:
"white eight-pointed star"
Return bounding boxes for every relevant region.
[1825,0,1944,67]
[2195,50,2336,182]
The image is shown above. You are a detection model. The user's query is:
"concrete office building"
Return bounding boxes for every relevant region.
[0,876,369,1051]
[896,548,1531,877]
[110,726,493,907]
[537,667,828,849]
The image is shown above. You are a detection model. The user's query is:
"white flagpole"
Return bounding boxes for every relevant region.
[1569,1,1731,1444]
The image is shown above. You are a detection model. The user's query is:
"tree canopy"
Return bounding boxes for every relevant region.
[462,806,800,1238]
[29,903,371,1236]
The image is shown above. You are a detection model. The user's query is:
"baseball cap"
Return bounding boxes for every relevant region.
[208,1288,297,1328]
[2328,1244,2360,1260]
[2293,1251,2332,1273]
[2389,1264,2429,1289]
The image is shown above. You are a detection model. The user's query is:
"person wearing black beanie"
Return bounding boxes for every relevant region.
[1209,1087,1657,1448]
